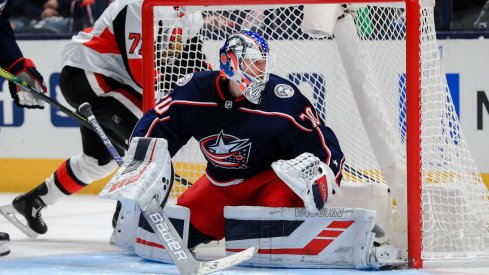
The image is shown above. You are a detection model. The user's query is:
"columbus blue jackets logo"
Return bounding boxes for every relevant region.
[200,130,251,169]
[274,84,294,98]
[176,73,193,86]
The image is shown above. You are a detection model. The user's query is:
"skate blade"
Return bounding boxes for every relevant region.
[0,240,10,256]
[378,259,408,270]
[0,205,39,239]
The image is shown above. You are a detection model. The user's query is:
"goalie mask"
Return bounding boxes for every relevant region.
[219,30,275,104]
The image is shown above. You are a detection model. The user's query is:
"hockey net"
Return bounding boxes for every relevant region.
[142,0,489,267]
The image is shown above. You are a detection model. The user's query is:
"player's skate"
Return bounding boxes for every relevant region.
[367,243,404,270]
[0,184,48,238]
[0,232,10,256]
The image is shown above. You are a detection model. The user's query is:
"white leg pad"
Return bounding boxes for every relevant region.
[225,206,387,269]
[113,200,140,254]
[135,205,190,263]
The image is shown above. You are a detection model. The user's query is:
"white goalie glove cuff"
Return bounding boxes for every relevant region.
[271,153,334,213]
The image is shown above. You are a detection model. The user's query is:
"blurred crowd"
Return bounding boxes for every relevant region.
[6,0,112,33]
[3,0,489,35]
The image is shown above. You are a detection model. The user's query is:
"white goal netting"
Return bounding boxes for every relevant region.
[144,0,489,264]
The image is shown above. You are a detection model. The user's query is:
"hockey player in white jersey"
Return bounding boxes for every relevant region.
[1,0,208,238]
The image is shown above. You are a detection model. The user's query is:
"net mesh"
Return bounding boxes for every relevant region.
[146,1,489,262]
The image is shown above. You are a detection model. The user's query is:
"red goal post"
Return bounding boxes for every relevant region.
[141,0,489,269]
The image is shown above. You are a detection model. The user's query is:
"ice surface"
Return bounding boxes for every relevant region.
[1,193,488,275]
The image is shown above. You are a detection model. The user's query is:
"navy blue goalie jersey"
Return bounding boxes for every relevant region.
[0,0,23,68]
[132,71,344,186]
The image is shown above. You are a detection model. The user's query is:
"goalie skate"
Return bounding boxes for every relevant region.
[0,232,10,256]
[0,205,39,239]
[368,243,406,270]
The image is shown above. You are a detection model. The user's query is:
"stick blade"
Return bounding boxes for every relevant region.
[196,246,258,275]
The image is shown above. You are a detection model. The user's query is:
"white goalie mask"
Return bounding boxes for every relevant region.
[219,30,275,104]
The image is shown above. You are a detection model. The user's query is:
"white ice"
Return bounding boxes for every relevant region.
[1,193,488,275]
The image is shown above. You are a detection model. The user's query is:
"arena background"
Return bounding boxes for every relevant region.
[1,34,489,193]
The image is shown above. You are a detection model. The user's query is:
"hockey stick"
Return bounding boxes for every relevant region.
[0,66,128,150]
[0,66,193,187]
[79,103,124,166]
[143,198,256,275]
[79,103,257,274]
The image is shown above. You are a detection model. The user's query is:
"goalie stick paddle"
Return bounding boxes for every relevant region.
[82,105,257,274]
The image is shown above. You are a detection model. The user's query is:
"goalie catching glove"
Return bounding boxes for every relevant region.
[272,153,335,213]
[99,137,174,211]
[7,58,47,109]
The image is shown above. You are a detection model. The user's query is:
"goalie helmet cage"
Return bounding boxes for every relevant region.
[141,0,489,269]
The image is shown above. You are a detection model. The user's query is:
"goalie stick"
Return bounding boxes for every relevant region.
[80,103,257,275]
[0,66,192,187]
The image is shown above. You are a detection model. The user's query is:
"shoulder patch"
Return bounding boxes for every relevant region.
[274,84,295,98]
[176,73,193,86]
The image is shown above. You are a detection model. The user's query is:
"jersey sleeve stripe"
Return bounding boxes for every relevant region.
[238,107,313,132]
[314,127,332,165]
[158,95,172,106]
[206,173,244,187]
[172,100,219,107]
[154,96,173,115]
[335,157,345,185]
[155,99,217,115]
[145,118,160,137]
